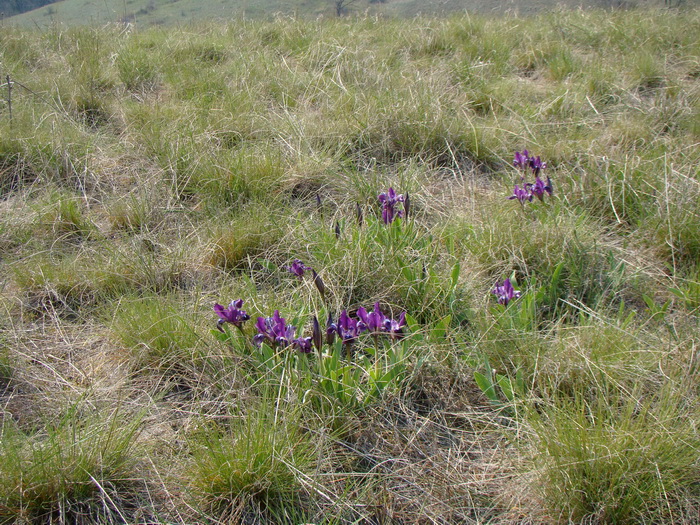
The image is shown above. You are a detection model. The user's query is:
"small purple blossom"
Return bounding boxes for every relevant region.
[513,149,530,171]
[530,175,553,201]
[492,278,522,306]
[253,310,296,349]
[508,184,533,205]
[288,259,312,278]
[383,311,407,340]
[214,299,250,331]
[336,310,364,344]
[293,336,313,353]
[529,155,546,176]
[378,187,406,225]
[357,302,386,334]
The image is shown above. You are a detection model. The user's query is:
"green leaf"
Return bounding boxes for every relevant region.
[211,328,230,343]
[496,374,513,402]
[450,261,460,290]
[430,315,451,342]
[256,258,277,272]
[474,371,500,404]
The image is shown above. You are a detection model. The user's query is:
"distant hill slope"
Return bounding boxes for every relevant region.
[0,0,58,17]
[5,0,683,26]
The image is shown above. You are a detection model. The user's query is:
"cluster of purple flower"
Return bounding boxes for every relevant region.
[379,188,410,224]
[509,150,553,205]
[492,277,521,306]
[214,299,407,354]
[326,303,407,346]
[252,309,315,353]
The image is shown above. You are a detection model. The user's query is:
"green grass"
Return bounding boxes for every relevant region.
[0,7,698,523]
[0,404,144,524]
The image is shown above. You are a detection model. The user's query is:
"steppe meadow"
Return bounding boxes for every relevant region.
[0,4,699,523]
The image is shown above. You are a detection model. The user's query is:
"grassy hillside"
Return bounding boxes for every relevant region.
[1,8,699,524]
[5,0,681,26]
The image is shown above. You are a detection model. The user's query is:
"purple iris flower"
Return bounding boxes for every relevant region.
[253,310,296,348]
[513,149,530,171]
[288,259,311,278]
[336,310,364,344]
[529,155,546,176]
[356,302,386,334]
[378,187,406,225]
[293,336,313,353]
[214,299,250,331]
[508,184,533,205]
[492,278,522,306]
[530,175,553,201]
[383,311,407,340]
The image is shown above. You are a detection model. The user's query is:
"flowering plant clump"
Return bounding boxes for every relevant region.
[509,150,553,205]
[213,299,250,332]
[287,259,312,278]
[492,278,522,306]
[378,187,408,224]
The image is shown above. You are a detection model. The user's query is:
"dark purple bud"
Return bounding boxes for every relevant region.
[403,192,410,219]
[334,221,341,239]
[312,315,322,354]
[356,203,363,226]
[316,194,322,209]
[313,269,326,299]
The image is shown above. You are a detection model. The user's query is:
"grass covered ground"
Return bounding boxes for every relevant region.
[0,7,699,524]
